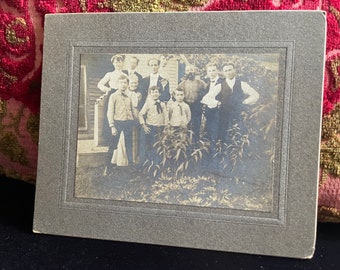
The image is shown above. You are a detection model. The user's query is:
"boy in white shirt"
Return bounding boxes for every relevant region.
[168,88,191,128]
[139,86,167,166]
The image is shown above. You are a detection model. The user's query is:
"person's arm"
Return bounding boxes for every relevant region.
[139,102,151,134]
[185,104,191,126]
[107,94,117,136]
[97,72,111,93]
[166,103,173,126]
[132,98,139,121]
[198,80,208,102]
[130,92,139,108]
[162,103,168,126]
[160,78,170,102]
[241,82,259,105]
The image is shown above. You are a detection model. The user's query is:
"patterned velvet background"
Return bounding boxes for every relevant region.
[0,0,339,222]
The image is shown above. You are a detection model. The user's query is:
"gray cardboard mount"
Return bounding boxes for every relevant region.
[33,11,326,258]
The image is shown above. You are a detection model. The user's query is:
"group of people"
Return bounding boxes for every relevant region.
[97,54,259,176]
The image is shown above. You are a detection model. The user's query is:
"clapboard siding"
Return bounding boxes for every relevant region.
[78,76,103,139]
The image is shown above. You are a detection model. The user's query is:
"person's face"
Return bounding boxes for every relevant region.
[130,58,138,70]
[118,79,128,92]
[175,91,184,102]
[129,78,138,91]
[150,89,160,100]
[113,57,124,70]
[207,66,218,80]
[185,65,195,74]
[223,65,237,80]
[149,60,159,74]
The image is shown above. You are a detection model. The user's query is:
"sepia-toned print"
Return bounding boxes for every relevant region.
[75,53,280,212]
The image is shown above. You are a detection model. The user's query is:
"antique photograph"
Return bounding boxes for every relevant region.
[75,53,280,212]
[33,12,325,257]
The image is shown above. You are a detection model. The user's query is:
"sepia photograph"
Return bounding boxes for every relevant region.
[75,53,280,212]
[33,12,325,257]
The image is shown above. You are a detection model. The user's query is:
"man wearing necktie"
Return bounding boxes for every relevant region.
[201,62,225,158]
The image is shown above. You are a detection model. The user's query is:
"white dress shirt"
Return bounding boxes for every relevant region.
[201,76,221,108]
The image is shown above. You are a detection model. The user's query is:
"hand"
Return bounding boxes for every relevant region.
[111,127,117,136]
[243,99,255,105]
[161,78,168,88]
[143,124,151,134]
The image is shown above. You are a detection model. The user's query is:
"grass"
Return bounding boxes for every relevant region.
[74,161,273,212]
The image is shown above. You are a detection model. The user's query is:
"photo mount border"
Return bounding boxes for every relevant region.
[35,12,321,257]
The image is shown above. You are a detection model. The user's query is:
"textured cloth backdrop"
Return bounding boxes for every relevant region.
[0,0,339,222]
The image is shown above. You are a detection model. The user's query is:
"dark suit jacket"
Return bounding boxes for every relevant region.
[128,70,143,83]
[140,75,170,106]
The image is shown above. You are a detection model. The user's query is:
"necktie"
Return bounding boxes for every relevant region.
[178,104,183,116]
[155,101,162,114]
[121,92,128,98]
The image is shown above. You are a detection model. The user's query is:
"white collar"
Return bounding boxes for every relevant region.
[150,73,159,78]
[210,76,219,84]
[175,101,184,105]
[226,77,236,88]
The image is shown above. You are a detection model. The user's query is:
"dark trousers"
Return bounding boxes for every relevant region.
[188,102,202,144]
[106,120,134,167]
[204,107,220,155]
[139,127,146,166]
[144,125,164,165]
[219,111,245,144]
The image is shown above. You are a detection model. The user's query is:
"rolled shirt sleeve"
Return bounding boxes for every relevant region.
[241,81,259,105]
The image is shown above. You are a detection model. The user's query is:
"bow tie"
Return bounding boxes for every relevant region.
[211,80,216,84]
[121,92,128,98]
[155,101,163,114]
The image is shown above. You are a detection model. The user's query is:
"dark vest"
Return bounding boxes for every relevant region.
[223,78,246,112]
[219,77,248,131]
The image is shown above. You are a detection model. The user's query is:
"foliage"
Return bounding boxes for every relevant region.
[144,126,209,178]
[215,124,253,171]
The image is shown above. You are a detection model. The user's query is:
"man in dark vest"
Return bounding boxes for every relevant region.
[219,62,259,144]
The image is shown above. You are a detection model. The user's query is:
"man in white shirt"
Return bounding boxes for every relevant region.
[219,62,260,143]
[201,62,226,157]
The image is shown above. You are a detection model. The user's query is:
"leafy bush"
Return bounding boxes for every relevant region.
[144,126,209,178]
